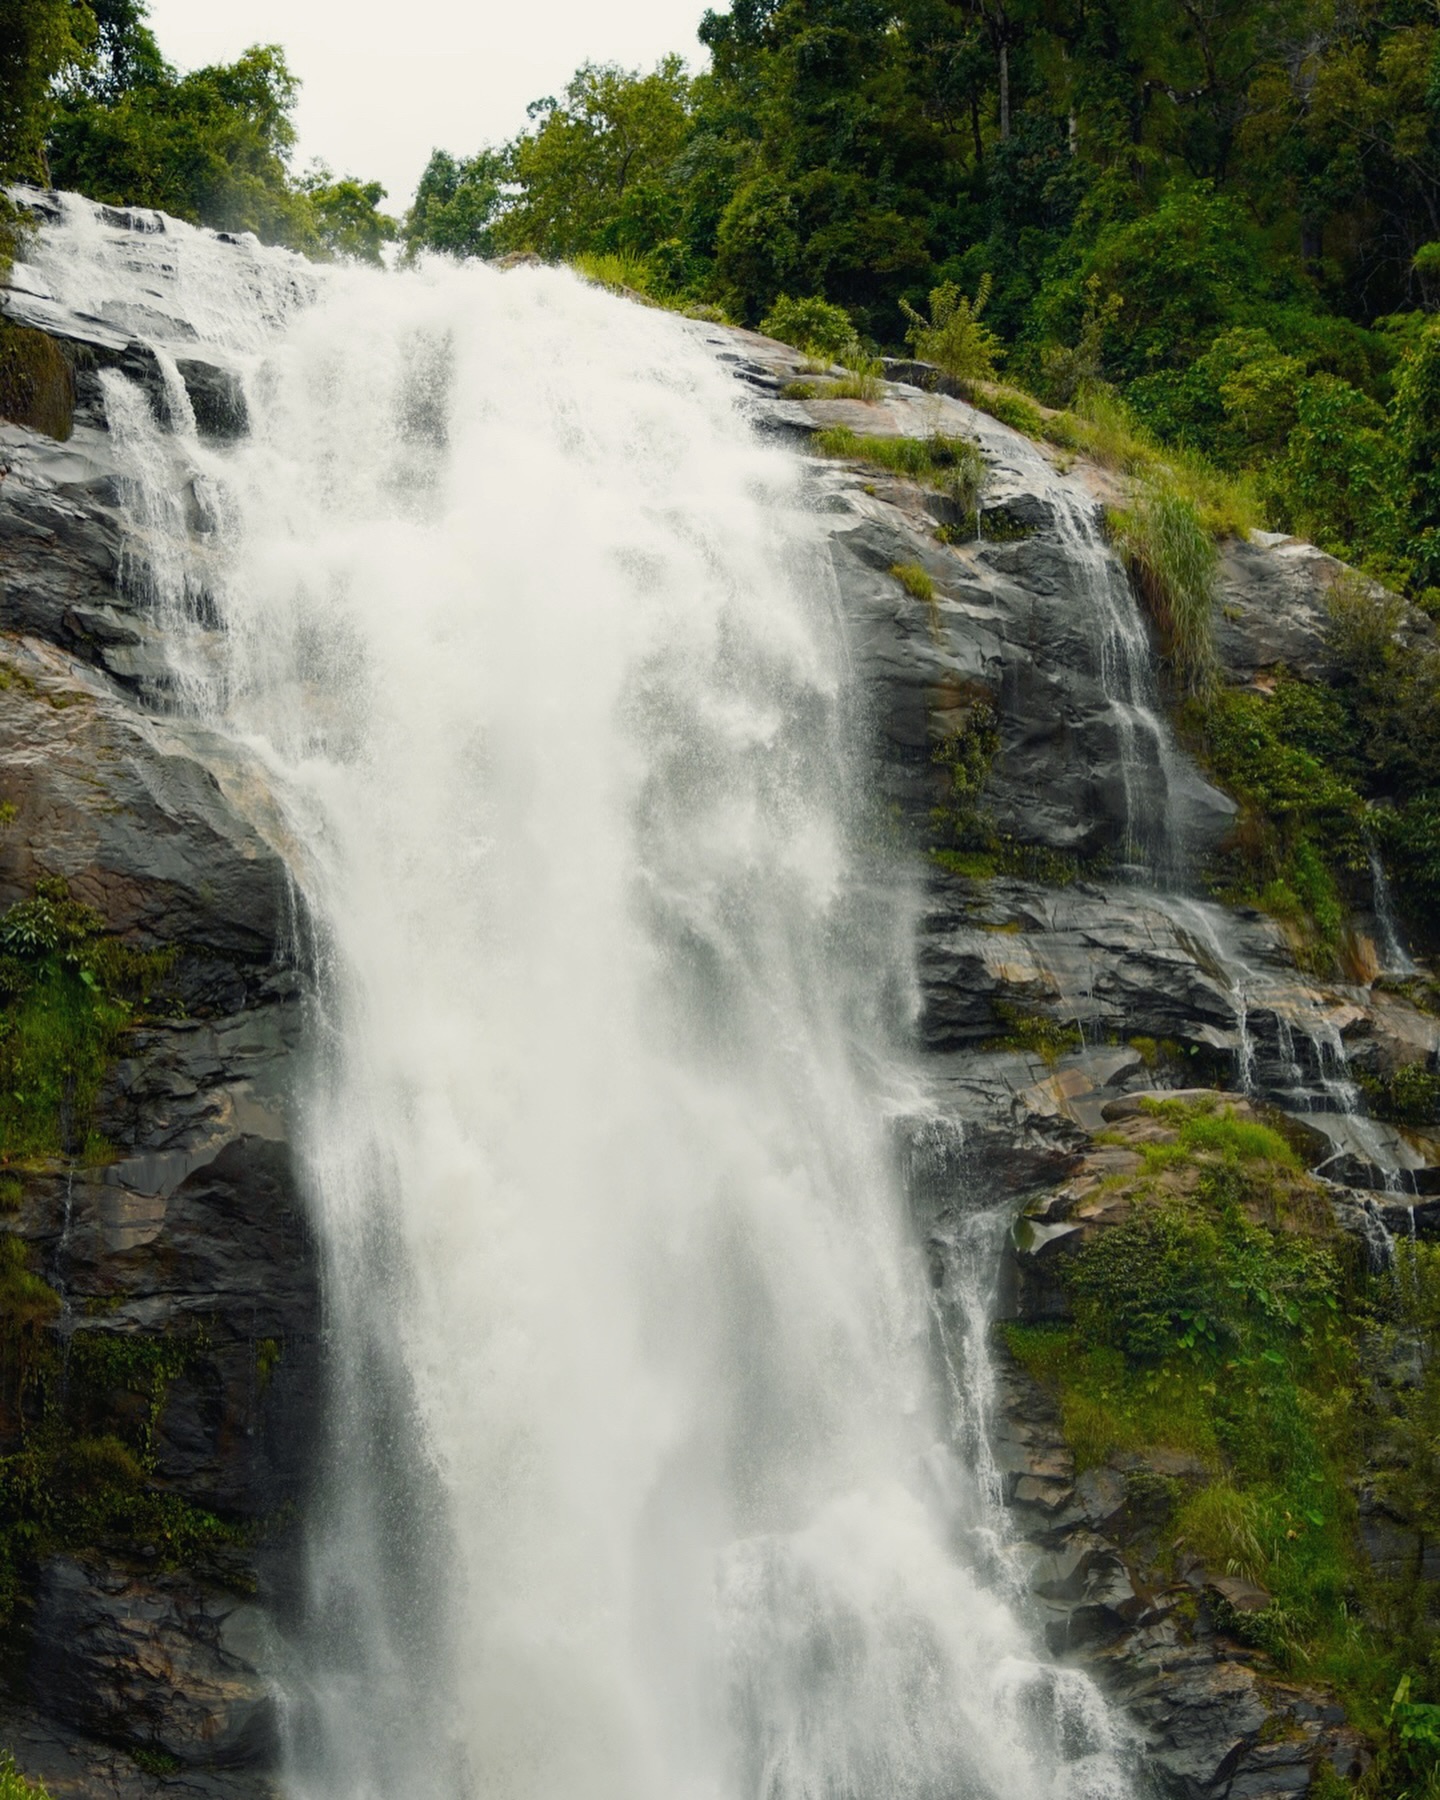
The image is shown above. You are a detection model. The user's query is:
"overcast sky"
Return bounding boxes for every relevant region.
[145,0,708,215]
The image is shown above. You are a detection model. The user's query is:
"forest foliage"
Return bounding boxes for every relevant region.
[0,0,392,261]
[394,0,1440,605]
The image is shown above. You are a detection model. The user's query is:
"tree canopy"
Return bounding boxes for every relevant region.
[0,0,393,261]
[393,0,1440,606]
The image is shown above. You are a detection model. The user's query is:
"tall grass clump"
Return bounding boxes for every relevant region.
[890,562,935,602]
[1046,386,1261,539]
[0,1756,50,1800]
[970,386,1045,437]
[1110,485,1220,694]
[571,250,657,295]
[822,362,885,400]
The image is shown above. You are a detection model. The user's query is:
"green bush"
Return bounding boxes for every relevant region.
[1007,1120,1385,1722]
[759,293,863,365]
[1357,1062,1440,1127]
[900,275,1002,392]
[1381,795,1440,927]
[1393,319,1440,589]
[1268,376,1410,580]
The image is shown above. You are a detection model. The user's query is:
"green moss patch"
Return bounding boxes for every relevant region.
[0,879,175,1166]
[0,321,73,443]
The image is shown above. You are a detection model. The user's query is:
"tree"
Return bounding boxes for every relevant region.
[49,42,310,239]
[0,0,93,182]
[299,167,396,265]
[494,58,695,260]
[403,150,506,260]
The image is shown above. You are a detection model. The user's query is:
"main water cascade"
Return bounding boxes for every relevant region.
[13,197,1134,1800]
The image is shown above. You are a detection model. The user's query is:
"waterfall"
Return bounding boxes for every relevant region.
[20,198,1132,1800]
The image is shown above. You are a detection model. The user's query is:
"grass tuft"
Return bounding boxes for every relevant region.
[0,1756,50,1800]
[1109,485,1219,694]
[890,562,935,602]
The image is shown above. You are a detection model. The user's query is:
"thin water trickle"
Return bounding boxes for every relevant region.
[1370,848,1418,978]
[23,197,1135,1800]
[1046,493,1191,882]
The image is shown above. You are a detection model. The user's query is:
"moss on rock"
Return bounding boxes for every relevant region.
[0,320,73,443]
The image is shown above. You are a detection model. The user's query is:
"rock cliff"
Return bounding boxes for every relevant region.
[2,201,316,1799]
[1,194,1437,1796]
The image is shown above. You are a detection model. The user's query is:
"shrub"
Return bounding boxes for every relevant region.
[1381,795,1440,927]
[1109,486,1218,694]
[1358,1062,1440,1127]
[900,275,1003,392]
[1392,318,1440,588]
[759,293,863,365]
[1037,274,1123,407]
[1189,683,1369,955]
[1268,376,1410,577]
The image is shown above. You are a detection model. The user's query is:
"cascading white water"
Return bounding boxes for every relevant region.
[1045,493,1193,882]
[19,199,1134,1800]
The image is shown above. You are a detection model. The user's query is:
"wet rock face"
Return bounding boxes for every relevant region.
[721,328,1438,1793]
[1,235,315,1797]
[30,1559,278,1769]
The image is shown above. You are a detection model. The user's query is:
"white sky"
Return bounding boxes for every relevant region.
[145,0,708,215]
